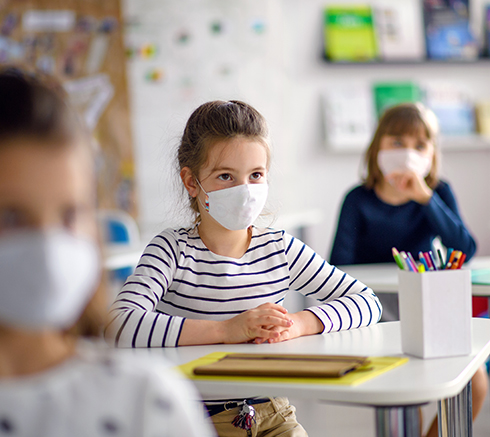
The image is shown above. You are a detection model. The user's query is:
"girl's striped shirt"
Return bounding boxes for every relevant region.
[107,226,382,348]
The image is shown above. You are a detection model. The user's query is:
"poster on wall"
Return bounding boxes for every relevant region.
[0,0,137,218]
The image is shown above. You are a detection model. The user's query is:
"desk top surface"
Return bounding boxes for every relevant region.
[338,256,490,295]
[132,318,490,407]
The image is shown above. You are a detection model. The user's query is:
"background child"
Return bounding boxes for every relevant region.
[107,100,382,436]
[0,67,215,437]
[329,102,486,437]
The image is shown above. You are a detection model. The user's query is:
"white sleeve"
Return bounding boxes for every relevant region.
[284,232,382,332]
[106,230,185,348]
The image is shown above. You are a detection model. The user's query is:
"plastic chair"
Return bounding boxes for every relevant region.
[97,209,141,286]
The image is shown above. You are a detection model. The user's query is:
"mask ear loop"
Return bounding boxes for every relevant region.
[195,178,210,212]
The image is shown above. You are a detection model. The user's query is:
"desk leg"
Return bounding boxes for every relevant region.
[375,406,421,436]
[437,380,472,437]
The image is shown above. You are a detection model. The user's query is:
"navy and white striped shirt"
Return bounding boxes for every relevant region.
[107,226,382,348]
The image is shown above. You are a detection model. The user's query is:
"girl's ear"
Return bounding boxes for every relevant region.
[180,167,198,198]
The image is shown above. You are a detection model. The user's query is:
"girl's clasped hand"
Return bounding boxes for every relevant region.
[224,302,293,344]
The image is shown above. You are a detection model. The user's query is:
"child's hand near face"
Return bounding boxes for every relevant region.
[386,169,433,204]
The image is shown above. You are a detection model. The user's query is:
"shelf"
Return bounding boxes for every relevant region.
[325,134,490,155]
[439,134,490,152]
[320,54,490,67]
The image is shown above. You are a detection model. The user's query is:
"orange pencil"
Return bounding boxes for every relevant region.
[445,250,457,269]
[450,251,462,269]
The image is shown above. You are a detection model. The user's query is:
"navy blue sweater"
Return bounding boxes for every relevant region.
[329,181,477,265]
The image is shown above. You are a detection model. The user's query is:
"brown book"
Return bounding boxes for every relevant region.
[193,353,370,378]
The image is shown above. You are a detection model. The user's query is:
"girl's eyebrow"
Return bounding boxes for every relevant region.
[209,165,235,173]
[210,165,267,173]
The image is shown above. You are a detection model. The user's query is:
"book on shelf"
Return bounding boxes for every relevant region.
[373,82,422,118]
[322,84,375,151]
[425,82,476,135]
[324,5,378,62]
[422,0,478,60]
[374,0,426,61]
[474,101,490,136]
[485,5,490,57]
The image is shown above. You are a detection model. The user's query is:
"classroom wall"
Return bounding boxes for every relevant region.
[122,0,490,257]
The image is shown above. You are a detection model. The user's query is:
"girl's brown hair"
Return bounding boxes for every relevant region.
[363,102,440,189]
[177,100,270,219]
[0,66,107,338]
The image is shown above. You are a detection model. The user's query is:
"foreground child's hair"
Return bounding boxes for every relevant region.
[177,100,270,219]
[363,102,440,189]
[0,66,106,337]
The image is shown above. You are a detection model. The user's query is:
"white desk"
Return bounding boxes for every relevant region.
[139,319,490,437]
[103,243,145,271]
[338,256,490,296]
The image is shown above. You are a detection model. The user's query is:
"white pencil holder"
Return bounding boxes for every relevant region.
[398,269,472,359]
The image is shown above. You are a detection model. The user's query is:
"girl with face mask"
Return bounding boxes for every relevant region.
[0,68,215,437]
[328,103,485,437]
[107,100,382,437]
[329,103,477,303]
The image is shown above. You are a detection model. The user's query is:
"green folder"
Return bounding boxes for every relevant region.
[373,82,422,118]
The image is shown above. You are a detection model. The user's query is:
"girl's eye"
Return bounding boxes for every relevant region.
[416,142,428,151]
[250,172,263,181]
[218,173,232,181]
[0,209,27,231]
[63,207,78,231]
[392,139,404,147]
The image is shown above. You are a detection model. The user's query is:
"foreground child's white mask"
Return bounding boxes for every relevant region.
[0,229,99,330]
[377,149,432,179]
[197,181,268,231]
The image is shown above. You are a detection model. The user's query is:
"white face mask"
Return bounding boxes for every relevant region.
[377,148,432,179]
[197,181,268,231]
[0,229,100,330]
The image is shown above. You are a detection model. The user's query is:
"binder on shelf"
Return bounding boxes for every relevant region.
[324,5,378,62]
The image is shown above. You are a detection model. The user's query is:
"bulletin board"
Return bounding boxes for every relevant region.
[0,0,137,218]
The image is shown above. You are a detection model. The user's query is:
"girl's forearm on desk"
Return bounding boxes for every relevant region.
[178,319,225,346]
[292,311,324,336]
[178,303,295,346]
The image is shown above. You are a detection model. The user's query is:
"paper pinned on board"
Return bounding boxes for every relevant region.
[22,10,76,32]
[63,74,114,131]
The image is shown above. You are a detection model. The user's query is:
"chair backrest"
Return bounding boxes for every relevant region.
[98,209,140,246]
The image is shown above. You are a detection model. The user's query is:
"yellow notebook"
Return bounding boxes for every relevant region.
[193,353,369,378]
[179,352,408,387]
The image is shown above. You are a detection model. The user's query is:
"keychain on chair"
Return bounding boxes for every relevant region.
[232,400,256,434]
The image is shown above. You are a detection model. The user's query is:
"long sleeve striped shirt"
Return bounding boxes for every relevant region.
[107,226,382,348]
